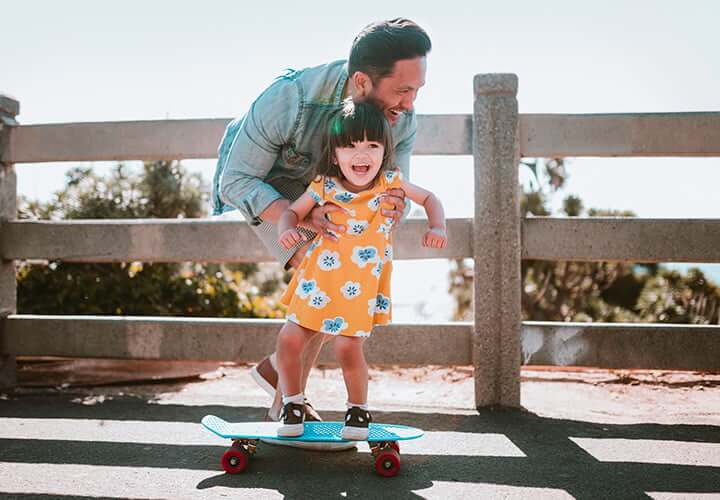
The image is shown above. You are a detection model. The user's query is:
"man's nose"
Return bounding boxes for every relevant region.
[400,93,416,111]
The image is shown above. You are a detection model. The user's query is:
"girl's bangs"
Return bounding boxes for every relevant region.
[331,104,387,147]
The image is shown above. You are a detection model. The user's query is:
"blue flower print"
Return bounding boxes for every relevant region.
[368,294,390,315]
[371,260,384,278]
[308,290,331,309]
[308,188,323,204]
[347,219,368,236]
[351,246,379,268]
[317,250,341,271]
[320,316,348,335]
[305,237,323,257]
[295,278,317,299]
[340,281,362,299]
[368,195,381,211]
[384,170,399,183]
[334,191,355,204]
[383,245,393,262]
[324,177,337,192]
[374,294,391,314]
[377,224,391,237]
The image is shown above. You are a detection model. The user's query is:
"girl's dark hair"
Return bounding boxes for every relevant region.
[317,99,395,181]
[348,18,431,82]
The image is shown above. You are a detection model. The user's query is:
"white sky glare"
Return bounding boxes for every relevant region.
[4,0,720,317]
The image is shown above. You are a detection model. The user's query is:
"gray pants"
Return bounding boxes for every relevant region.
[213,178,316,270]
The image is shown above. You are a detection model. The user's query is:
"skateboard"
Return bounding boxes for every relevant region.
[201,414,423,477]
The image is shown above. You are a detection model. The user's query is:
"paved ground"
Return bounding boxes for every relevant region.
[1,361,719,499]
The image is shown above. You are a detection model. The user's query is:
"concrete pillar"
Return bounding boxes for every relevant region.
[0,95,19,392]
[472,75,521,408]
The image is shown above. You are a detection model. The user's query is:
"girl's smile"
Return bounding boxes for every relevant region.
[335,139,385,192]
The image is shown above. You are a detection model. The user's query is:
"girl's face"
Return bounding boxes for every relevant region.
[334,138,385,191]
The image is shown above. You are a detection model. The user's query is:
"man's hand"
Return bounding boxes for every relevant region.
[298,203,347,241]
[423,227,447,248]
[381,188,406,231]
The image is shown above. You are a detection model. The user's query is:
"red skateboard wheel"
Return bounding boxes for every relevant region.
[222,448,249,474]
[375,449,401,477]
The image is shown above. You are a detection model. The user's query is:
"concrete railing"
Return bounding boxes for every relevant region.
[2,75,720,408]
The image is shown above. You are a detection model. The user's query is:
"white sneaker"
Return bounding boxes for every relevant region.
[277,402,305,437]
[341,406,371,441]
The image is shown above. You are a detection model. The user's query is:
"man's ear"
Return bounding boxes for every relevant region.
[351,71,373,97]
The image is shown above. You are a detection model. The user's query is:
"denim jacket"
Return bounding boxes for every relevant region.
[212,59,417,221]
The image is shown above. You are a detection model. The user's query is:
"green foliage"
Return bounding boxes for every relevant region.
[450,158,720,324]
[19,161,206,220]
[16,161,287,318]
[636,268,719,324]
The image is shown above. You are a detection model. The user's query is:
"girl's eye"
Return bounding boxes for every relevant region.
[369,143,381,149]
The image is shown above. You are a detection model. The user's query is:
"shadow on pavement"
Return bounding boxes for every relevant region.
[1,393,719,499]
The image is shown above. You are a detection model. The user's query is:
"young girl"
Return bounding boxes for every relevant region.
[275,99,447,439]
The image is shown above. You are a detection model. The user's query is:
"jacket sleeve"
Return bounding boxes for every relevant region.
[393,112,417,220]
[218,77,300,223]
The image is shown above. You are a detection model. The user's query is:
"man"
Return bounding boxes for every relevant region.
[211,18,430,443]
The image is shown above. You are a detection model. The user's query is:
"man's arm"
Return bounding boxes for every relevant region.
[382,112,417,224]
[218,78,299,224]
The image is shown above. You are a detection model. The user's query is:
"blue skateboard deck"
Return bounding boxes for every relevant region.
[202,414,422,477]
[201,414,423,443]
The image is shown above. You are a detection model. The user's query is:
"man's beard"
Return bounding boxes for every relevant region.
[363,94,399,126]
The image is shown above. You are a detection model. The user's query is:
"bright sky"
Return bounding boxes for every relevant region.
[4,0,720,318]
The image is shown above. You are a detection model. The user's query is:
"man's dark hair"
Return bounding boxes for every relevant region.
[348,18,431,82]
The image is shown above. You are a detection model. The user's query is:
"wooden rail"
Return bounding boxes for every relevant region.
[3,112,719,164]
[2,81,720,407]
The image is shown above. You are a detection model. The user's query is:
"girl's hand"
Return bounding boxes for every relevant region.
[279,228,306,249]
[423,227,447,248]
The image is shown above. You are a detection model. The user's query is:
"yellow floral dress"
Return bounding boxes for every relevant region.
[280,169,402,337]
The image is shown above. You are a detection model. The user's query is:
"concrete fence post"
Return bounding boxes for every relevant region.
[0,95,19,392]
[472,74,521,408]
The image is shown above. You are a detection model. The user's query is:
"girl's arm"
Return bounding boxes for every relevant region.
[278,192,319,249]
[397,179,447,248]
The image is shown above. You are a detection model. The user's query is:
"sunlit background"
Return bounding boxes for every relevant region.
[5,0,720,321]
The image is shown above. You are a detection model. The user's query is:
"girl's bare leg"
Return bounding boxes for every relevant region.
[276,322,316,398]
[334,336,368,405]
[270,331,331,413]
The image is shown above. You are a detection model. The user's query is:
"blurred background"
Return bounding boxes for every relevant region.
[6,0,720,325]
